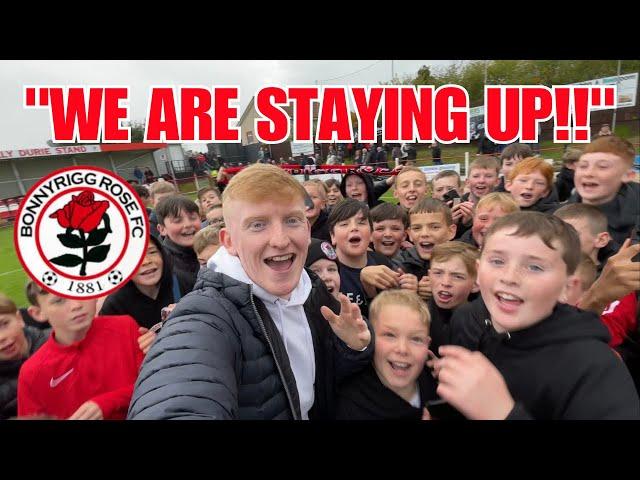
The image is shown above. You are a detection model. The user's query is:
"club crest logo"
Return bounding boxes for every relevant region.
[320,241,337,260]
[14,166,149,299]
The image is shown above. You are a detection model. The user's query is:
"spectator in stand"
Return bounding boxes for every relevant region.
[375,146,389,169]
[325,178,344,211]
[391,145,402,167]
[133,166,144,184]
[144,167,155,184]
[476,129,497,155]
[354,149,363,165]
[431,141,442,165]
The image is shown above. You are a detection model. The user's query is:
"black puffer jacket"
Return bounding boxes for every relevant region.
[0,326,49,420]
[127,268,373,420]
[568,182,640,247]
[450,297,640,419]
[339,172,390,209]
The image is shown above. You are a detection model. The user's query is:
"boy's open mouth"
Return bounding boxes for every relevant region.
[582,181,599,190]
[381,240,396,247]
[474,185,488,193]
[180,230,196,239]
[495,291,524,312]
[520,193,534,200]
[389,361,412,375]
[418,241,434,252]
[348,235,362,245]
[405,194,418,202]
[436,290,454,303]
[264,253,295,272]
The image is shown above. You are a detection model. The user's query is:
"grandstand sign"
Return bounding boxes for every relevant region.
[0,145,102,160]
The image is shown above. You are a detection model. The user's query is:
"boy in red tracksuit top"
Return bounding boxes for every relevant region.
[18,282,144,420]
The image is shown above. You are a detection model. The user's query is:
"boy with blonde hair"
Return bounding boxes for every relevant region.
[336,289,438,420]
[193,224,222,267]
[393,166,428,211]
[455,156,501,239]
[460,192,520,248]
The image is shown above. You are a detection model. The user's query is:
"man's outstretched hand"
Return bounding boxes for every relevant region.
[321,293,371,351]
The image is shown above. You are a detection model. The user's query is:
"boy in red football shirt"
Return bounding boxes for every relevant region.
[18,282,145,420]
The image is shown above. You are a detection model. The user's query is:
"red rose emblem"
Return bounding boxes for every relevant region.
[49,191,109,232]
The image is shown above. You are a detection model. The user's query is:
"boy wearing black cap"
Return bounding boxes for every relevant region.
[306,239,341,299]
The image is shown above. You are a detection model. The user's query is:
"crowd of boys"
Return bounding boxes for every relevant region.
[1,135,638,420]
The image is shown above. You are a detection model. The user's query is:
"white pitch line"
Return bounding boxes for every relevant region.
[0,268,23,277]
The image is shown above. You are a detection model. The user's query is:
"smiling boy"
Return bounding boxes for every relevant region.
[336,289,438,420]
[156,195,202,292]
[437,212,640,419]
[568,135,639,247]
[393,167,428,211]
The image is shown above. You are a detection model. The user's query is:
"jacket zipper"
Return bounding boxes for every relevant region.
[249,290,300,420]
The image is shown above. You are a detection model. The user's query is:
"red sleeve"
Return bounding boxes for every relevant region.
[600,293,638,348]
[17,367,44,418]
[91,316,144,419]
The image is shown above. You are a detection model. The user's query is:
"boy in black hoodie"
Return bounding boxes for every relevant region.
[437,212,640,419]
[395,198,457,299]
[568,135,639,248]
[156,195,202,292]
[336,289,438,420]
[339,171,395,209]
[427,242,479,355]
[100,235,191,331]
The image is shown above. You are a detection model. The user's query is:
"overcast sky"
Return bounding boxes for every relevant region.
[0,60,457,151]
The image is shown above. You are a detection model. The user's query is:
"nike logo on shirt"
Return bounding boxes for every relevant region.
[50,368,74,388]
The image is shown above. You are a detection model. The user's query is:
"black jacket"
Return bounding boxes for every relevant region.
[127,268,373,420]
[311,209,331,242]
[568,182,640,248]
[393,246,429,280]
[339,172,390,209]
[450,297,640,419]
[520,190,560,214]
[100,235,192,329]
[555,166,575,202]
[336,364,438,420]
[0,326,49,420]
[161,237,200,293]
[459,229,479,249]
[428,299,456,355]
